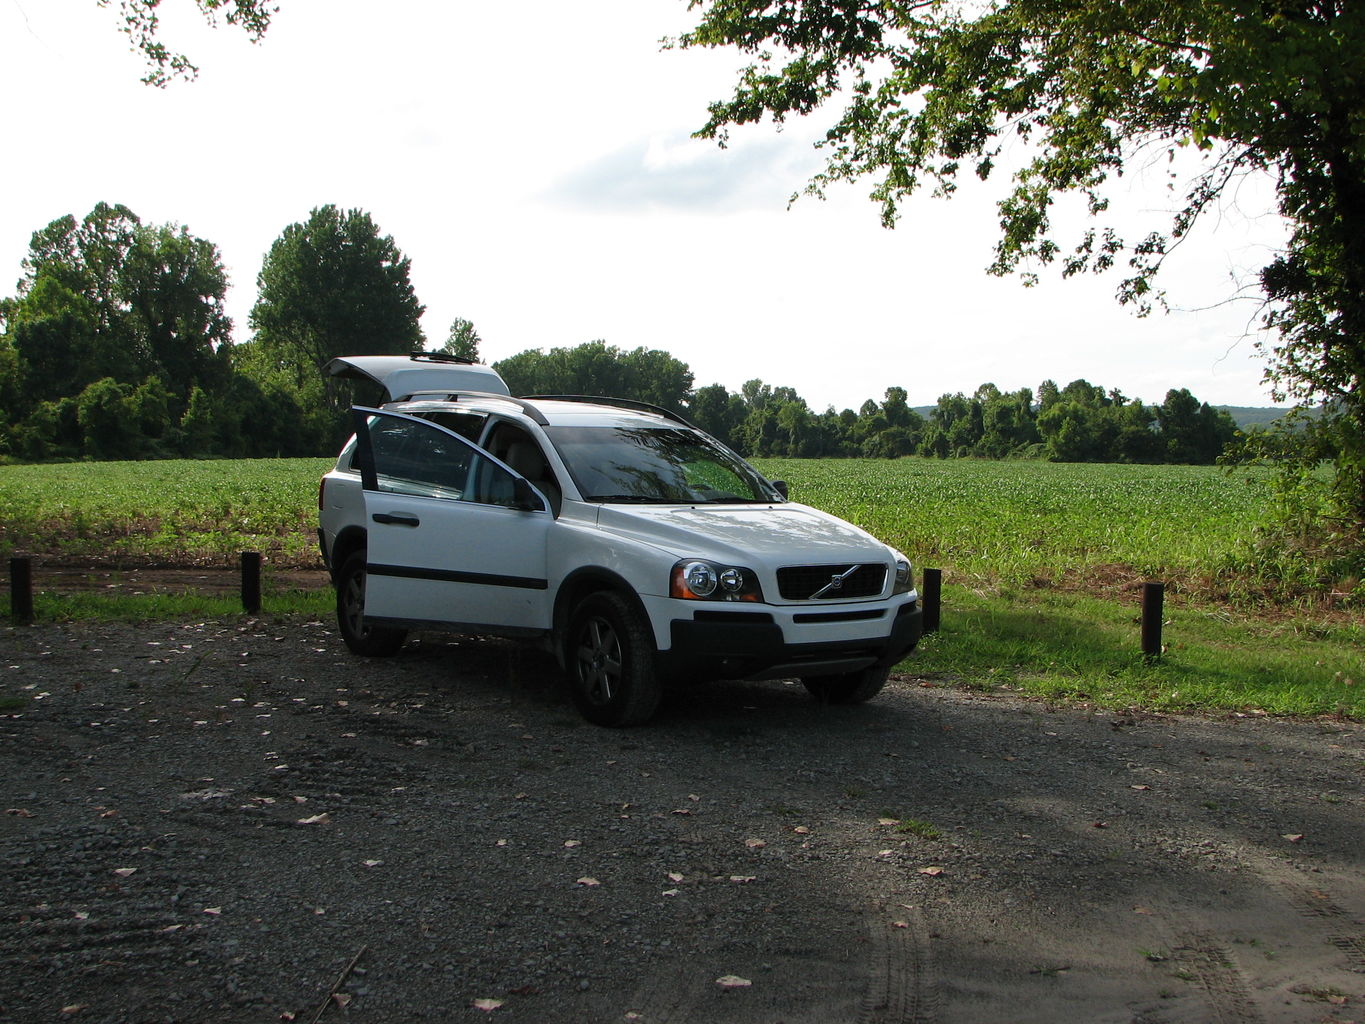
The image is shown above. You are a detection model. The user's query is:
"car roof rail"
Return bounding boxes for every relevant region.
[522,395,699,429]
[402,390,550,426]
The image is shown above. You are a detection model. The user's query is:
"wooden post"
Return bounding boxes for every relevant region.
[10,556,33,624]
[241,551,262,614]
[922,567,941,634]
[1141,582,1165,662]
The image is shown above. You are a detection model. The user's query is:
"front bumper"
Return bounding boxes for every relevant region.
[661,599,922,682]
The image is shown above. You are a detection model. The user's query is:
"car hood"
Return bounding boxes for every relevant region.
[594,502,893,565]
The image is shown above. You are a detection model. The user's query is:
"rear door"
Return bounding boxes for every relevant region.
[351,408,553,632]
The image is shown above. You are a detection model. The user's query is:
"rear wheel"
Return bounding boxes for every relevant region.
[567,591,662,727]
[801,666,889,705]
[336,552,407,657]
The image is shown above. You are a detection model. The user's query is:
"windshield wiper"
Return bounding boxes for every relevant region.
[588,494,669,504]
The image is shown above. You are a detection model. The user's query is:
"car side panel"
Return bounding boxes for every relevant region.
[365,493,552,629]
[542,508,679,649]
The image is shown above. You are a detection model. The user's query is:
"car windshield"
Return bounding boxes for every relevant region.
[545,425,781,504]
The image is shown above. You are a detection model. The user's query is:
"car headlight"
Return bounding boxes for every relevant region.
[671,560,763,602]
[683,561,718,597]
[892,554,915,596]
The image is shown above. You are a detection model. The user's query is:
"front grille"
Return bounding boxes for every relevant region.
[777,563,887,601]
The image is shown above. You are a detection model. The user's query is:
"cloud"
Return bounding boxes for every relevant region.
[546,129,825,214]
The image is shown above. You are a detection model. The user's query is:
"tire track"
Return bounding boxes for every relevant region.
[1277,879,1352,921]
[859,903,937,1023]
[1170,932,1265,1024]
[0,823,211,994]
[1329,934,1365,969]
[621,886,934,1022]
[1252,856,1365,979]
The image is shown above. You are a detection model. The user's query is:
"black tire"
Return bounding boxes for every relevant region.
[335,552,407,657]
[566,591,662,727]
[801,665,890,705]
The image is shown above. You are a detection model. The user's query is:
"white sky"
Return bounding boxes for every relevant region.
[1,0,1290,411]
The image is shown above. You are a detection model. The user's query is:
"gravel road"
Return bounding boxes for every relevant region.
[2,616,1362,1023]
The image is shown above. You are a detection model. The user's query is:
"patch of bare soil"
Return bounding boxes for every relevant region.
[1,617,1362,1024]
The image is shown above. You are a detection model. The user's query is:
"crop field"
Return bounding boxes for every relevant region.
[0,456,1274,591]
[759,458,1280,599]
[0,458,332,567]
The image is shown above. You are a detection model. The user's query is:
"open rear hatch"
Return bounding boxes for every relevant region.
[325,354,511,402]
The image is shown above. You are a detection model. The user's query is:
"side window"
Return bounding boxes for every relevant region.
[420,410,487,444]
[353,409,549,512]
[363,415,473,499]
[465,454,523,508]
[485,423,562,515]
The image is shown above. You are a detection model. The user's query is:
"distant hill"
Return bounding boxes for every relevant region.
[911,404,1294,431]
[1219,406,1297,430]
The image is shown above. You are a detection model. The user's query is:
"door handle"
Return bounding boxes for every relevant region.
[372,512,420,527]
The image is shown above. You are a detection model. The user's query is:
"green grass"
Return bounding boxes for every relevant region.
[893,818,942,840]
[5,587,332,623]
[916,583,1365,717]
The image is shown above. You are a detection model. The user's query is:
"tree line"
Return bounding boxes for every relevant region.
[0,201,1238,466]
[0,203,422,461]
[501,345,1237,463]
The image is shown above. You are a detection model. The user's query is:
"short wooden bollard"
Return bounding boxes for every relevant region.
[241,551,262,614]
[921,567,941,634]
[10,556,33,624]
[1141,581,1165,662]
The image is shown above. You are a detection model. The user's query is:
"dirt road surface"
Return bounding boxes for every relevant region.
[2,617,1362,1023]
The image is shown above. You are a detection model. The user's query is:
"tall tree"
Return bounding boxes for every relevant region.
[979,387,1039,457]
[249,205,425,399]
[441,317,483,362]
[4,202,231,411]
[677,0,1365,529]
[1158,387,1238,463]
[689,382,747,449]
[494,342,694,412]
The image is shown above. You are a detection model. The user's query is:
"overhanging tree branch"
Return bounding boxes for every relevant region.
[96,0,276,85]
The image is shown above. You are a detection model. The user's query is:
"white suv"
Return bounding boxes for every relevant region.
[318,354,922,726]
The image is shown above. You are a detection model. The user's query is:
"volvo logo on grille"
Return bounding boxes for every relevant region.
[811,565,859,600]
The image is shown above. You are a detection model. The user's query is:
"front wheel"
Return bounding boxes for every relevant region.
[801,666,889,705]
[336,552,407,657]
[566,591,662,727]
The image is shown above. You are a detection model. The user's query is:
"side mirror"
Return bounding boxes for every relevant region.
[772,480,789,500]
[512,477,546,512]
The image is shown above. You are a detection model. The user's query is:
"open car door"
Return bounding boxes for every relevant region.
[351,408,553,633]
